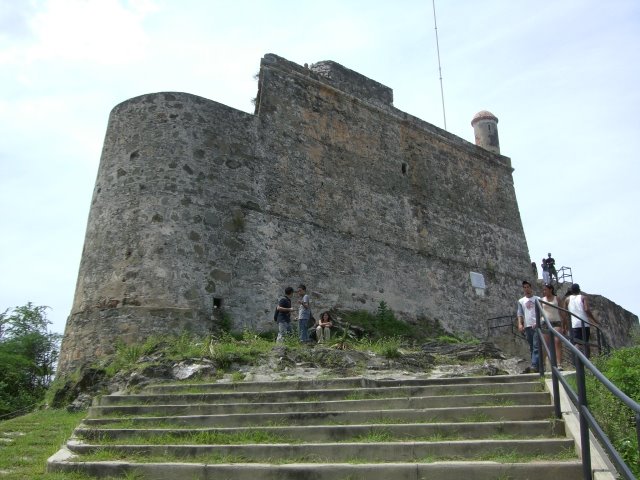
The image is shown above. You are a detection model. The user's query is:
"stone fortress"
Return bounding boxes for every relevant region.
[57,53,632,375]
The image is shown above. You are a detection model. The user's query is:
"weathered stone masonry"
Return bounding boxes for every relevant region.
[58,53,531,374]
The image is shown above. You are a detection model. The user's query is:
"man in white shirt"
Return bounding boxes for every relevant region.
[517,280,540,373]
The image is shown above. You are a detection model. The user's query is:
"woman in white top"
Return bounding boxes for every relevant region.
[541,284,567,368]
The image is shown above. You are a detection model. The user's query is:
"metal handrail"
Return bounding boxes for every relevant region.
[557,266,573,284]
[534,297,640,480]
[486,314,525,340]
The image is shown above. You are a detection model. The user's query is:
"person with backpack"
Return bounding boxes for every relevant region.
[275,286,295,344]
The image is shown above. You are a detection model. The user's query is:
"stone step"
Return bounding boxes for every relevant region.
[48,456,584,480]
[74,419,564,443]
[83,404,556,427]
[66,438,576,462]
[97,381,543,406]
[88,390,550,417]
[141,373,540,394]
[47,373,585,480]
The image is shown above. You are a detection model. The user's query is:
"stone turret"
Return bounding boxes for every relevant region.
[471,110,500,154]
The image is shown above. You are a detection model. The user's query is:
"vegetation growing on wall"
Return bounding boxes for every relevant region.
[341,301,415,339]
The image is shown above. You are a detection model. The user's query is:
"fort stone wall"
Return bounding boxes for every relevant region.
[58,53,532,374]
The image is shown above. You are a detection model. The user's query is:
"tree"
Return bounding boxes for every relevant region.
[0,303,61,418]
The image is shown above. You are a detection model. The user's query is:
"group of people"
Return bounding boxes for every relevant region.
[274,285,333,344]
[541,253,557,284]
[517,280,597,372]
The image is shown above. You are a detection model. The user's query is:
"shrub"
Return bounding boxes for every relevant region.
[587,346,640,477]
[341,301,414,340]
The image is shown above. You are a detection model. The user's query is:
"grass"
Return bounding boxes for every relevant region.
[418,447,576,463]
[90,429,291,445]
[95,331,275,378]
[351,337,404,358]
[343,391,400,401]
[78,427,542,446]
[75,447,577,465]
[0,408,90,480]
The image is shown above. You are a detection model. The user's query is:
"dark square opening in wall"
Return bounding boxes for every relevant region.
[213,298,223,309]
[401,163,408,175]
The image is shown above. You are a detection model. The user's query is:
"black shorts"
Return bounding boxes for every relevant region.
[571,327,590,343]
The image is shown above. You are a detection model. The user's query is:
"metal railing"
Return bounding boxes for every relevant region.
[534,297,640,480]
[485,315,520,338]
[557,266,573,284]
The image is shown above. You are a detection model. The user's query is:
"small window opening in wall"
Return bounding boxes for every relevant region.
[213,298,223,309]
[401,163,408,175]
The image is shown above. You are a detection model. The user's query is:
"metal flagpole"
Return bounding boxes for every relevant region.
[432,0,447,130]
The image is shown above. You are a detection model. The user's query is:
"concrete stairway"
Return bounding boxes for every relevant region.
[48,373,583,479]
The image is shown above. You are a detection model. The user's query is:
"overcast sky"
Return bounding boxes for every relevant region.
[1,0,639,335]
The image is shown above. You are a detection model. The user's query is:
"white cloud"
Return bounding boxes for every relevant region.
[25,0,156,66]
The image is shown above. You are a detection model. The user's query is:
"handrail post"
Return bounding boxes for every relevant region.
[576,358,593,480]
[584,321,591,359]
[636,412,640,469]
[597,328,602,356]
[535,301,544,376]
[548,326,562,419]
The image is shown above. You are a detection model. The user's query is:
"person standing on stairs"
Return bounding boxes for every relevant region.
[540,283,567,369]
[517,280,541,373]
[564,283,598,356]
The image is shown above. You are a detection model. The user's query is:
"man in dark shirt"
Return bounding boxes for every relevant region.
[546,253,557,283]
[276,286,294,344]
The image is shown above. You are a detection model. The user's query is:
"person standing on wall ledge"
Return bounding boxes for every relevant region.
[276,286,295,344]
[517,280,540,373]
[541,257,550,285]
[546,253,558,283]
[296,284,311,343]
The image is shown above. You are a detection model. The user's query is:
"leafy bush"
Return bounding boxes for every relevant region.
[586,346,640,477]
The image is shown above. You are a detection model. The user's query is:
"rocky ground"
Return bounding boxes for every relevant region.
[51,340,532,412]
